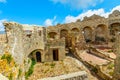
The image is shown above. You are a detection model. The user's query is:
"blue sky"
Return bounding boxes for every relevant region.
[0,0,120,31]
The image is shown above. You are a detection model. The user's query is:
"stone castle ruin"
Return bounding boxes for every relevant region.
[0,10,120,80]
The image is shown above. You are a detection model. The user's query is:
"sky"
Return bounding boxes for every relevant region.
[0,0,120,31]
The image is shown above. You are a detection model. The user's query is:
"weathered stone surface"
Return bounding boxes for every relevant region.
[39,71,88,80]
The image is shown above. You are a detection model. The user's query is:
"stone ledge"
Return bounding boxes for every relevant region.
[39,71,88,80]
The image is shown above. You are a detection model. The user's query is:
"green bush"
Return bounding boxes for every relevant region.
[25,59,36,79]
[8,73,13,80]
[18,69,22,78]
[1,54,13,64]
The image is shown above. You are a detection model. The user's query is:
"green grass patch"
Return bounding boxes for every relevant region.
[18,69,22,78]
[107,63,114,69]
[50,62,56,68]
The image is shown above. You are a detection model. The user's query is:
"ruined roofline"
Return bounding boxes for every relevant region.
[3,21,43,28]
[3,10,120,28]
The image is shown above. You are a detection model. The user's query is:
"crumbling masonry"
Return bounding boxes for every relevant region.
[0,10,120,79]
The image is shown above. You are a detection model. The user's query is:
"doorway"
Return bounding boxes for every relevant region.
[36,52,41,62]
[53,49,59,61]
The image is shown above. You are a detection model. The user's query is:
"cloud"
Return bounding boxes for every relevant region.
[44,16,57,26]
[64,5,120,23]
[0,0,6,3]
[0,19,7,31]
[50,0,103,9]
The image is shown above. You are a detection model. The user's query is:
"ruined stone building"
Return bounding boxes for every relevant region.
[0,10,120,69]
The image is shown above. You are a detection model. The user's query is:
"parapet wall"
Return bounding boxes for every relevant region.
[39,71,88,80]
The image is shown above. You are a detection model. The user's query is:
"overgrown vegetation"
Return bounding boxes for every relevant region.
[1,52,13,64]
[107,63,114,69]
[50,62,56,68]
[18,69,22,79]
[107,49,113,53]
[8,73,13,80]
[25,59,36,79]
[0,51,18,80]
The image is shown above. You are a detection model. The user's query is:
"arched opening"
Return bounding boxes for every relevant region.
[83,27,92,43]
[110,23,120,35]
[48,32,57,39]
[36,52,41,62]
[28,50,42,62]
[71,28,79,33]
[60,29,68,47]
[95,24,107,43]
[60,29,68,38]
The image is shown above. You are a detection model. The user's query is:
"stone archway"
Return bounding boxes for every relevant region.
[28,50,42,62]
[71,28,79,33]
[110,23,120,35]
[95,24,107,43]
[83,26,92,43]
[60,29,69,47]
[60,29,68,38]
[48,32,57,39]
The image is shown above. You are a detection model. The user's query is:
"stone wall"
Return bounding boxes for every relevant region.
[45,38,66,62]
[39,71,88,80]
[113,32,120,80]
[0,34,7,43]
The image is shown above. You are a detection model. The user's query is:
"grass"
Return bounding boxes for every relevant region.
[109,71,114,76]
[50,62,56,68]
[25,59,36,79]
[18,69,22,78]
[8,73,13,80]
[107,63,114,69]
[107,50,113,53]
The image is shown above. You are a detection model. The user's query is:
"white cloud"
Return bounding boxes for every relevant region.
[50,0,103,9]
[111,5,120,12]
[0,0,6,3]
[64,5,120,23]
[44,16,57,26]
[0,19,7,31]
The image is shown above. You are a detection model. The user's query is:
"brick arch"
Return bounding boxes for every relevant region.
[95,24,107,42]
[109,22,120,35]
[48,32,57,39]
[82,26,93,43]
[60,29,68,38]
[28,49,43,62]
[25,44,44,57]
[71,28,79,33]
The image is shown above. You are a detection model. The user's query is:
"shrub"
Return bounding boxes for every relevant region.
[25,59,36,79]
[1,52,13,64]
[18,69,22,78]
[8,73,13,80]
